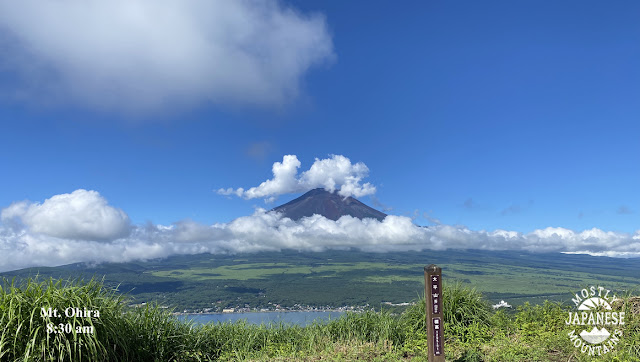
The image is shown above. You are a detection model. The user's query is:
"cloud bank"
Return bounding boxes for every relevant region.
[1,189,131,241]
[1,189,640,272]
[218,154,377,201]
[0,0,334,113]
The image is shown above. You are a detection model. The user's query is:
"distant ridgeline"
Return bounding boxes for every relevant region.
[271,188,387,221]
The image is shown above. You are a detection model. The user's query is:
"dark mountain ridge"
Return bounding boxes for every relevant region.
[271,188,387,221]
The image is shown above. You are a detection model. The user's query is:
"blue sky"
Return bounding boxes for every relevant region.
[0,1,638,270]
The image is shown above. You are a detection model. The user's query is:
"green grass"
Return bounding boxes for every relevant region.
[2,276,638,361]
[0,277,195,361]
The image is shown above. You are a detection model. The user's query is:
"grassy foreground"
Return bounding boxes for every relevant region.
[0,277,638,361]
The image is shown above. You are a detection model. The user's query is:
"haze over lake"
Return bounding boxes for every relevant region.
[178,311,345,327]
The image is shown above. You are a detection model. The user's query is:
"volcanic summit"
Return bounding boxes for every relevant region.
[271,188,387,221]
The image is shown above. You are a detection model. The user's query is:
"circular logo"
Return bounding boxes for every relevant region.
[565,286,625,356]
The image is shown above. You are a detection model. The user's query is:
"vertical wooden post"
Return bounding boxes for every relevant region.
[424,264,445,361]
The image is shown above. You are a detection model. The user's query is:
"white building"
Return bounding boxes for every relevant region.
[492,300,512,309]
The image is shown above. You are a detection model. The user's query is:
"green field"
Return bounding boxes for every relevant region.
[151,261,418,281]
[151,259,637,294]
[2,249,638,312]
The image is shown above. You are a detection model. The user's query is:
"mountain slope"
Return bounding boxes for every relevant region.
[271,188,387,221]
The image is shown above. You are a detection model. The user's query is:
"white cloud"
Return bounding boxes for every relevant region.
[244,154,302,199]
[2,190,640,272]
[217,154,377,200]
[0,0,334,114]
[1,189,131,241]
[300,155,376,198]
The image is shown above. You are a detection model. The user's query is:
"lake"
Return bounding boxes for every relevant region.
[177,311,345,326]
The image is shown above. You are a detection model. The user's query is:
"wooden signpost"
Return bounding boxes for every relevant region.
[424,264,445,361]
